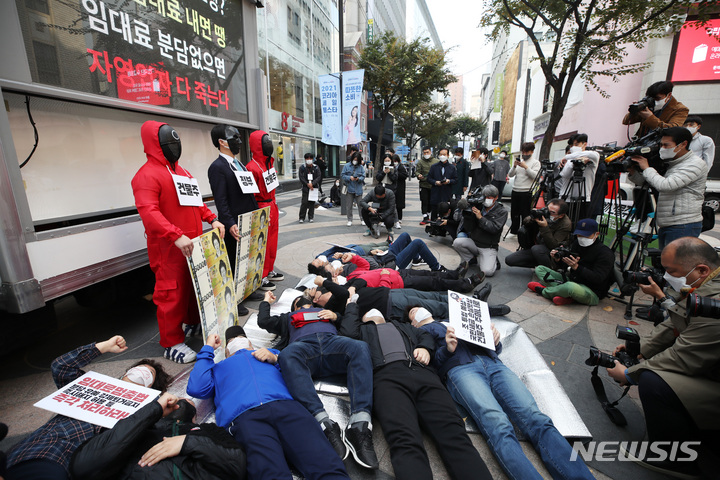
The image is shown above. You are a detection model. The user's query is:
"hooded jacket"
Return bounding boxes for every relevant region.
[246,130,276,204]
[131,121,216,245]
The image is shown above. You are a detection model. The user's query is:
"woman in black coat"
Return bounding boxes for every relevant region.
[392,154,409,229]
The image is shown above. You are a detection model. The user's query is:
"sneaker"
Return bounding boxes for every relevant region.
[505,232,517,239]
[473,283,492,302]
[398,220,402,225]
[469,272,485,288]
[455,261,469,278]
[299,219,304,223]
[419,219,429,226]
[412,258,427,266]
[182,323,201,337]
[495,258,502,271]
[247,291,264,301]
[363,229,372,236]
[343,422,379,469]
[267,271,284,282]
[164,343,197,364]
[394,222,402,229]
[552,296,575,305]
[527,281,545,295]
[347,220,353,227]
[435,265,448,272]
[489,304,511,316]
[309,219,314,223]
[372,225,380,239]
[260,278,276,291]
[386,234,394,244]
[321,420,348,460]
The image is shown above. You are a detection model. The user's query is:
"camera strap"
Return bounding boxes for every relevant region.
[590,366,631,426]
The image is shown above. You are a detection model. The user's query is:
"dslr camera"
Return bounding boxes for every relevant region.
[586,325,641,369]
[687,293,720,319]
[530,207,550,220]
[425,219,447,237]
[628,96,656,116]
[552,245,573,261]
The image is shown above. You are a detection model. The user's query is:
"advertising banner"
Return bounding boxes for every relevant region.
[34,371,159,429]
[319,74,342,146]
[187,228,237,361]
[671,19,720,83]
[342,69,365,145]
[234,207,271,302]
[447,291,495,351]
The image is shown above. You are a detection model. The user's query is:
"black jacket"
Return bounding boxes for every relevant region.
[359,189,396,222]
[395,163,409,210]
[298,164,322,193]
[338,303,436,371]
[548,239,615,299]
[70,401,246,480]
[455,201,508,249]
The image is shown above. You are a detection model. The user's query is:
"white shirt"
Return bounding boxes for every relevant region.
[559,149,600,201]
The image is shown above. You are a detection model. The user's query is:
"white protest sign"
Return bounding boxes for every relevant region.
[263,167,279,192]
[234,170,260,194]
[447,290,495,351]
[170,173,203,207]
[308,188,319,202]
[34,371,159,429]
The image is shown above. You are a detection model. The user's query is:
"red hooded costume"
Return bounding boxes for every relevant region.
[132,121,216,348]
[246,130,279,278]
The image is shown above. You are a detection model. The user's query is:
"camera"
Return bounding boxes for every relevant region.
[605,129,664,175]
[553,245,573,261]
[425,219,447,237]
[530,207,549,220]
[628,96,656,116]
[585,325,641,369]
[622,268,664,286]
[686,293,720,318]
[466,194,485,210]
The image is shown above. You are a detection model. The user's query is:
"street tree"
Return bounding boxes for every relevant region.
[450,115,486,148]
[358,31,455,172]
[395,102,452,155]
[481,0,709,159]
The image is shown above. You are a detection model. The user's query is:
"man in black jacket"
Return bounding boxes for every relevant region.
[338,301,492,480]
[70,394,246,480]
[528,218,615,305]
[298,153,322,223]
[360,185,397,238]
[505,198,573,268]
[207,124,262,316]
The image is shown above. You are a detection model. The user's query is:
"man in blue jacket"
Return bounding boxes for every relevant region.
[187,326,348,480]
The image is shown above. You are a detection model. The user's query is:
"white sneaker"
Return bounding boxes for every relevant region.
[347,220,353,227]
[394,222,401,229]
[164,342,197,364]
[181,323,201,337]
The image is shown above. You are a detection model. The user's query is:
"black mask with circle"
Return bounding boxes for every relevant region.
[261,134,274,157]
[158,124,182,164]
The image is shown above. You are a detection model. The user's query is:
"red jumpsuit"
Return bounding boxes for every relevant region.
[246,130,279,278]
[131,121,216,348]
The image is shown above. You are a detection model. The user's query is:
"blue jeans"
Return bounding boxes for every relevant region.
[278,333,373,417]
[658,221,702,249]
[445,355,594,480]
[389,232,440,270]
[318,245,366,258]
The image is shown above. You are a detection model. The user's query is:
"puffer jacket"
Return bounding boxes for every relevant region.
[628,150,707,228]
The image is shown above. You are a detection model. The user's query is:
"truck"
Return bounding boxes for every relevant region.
[0,0,267,347]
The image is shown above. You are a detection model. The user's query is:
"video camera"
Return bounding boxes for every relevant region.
[628,96,656,116]
[465,192,485,210]
[604,129,663,175]
[687,293,720,319]
[586,325,641,369]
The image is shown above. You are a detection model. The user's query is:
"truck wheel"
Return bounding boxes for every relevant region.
[705,195,720,213]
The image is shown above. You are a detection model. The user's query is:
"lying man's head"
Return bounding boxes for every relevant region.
[225,325,252,357]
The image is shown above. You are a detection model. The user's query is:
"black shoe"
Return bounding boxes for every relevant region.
[260,278,276,291]
[247,291,264,301]
[435,265,448,273]
[455,261,469,278]
[267,271,284,282]
[321,420,348,460]
[469,272,485,288]
[237,304,249,316]
[473,283,492,302]
[469,256,478,266]
[343,422,379,469]
[489,304,511,316]
[495,258,502,271]
[412,258,427,266]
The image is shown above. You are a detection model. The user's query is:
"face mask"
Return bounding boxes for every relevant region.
[317,255,328,263]
[663,266,699,292]
[439,155,448,162]
[331,260,343,269]
[577,236,595,247]
[124,366,154,387]
[227,336,250,356]
[352,160,358,165]
[454,155,462,160]
[423,154,431,160]
[483,198,494,208]
[548,215,557,223]
[395,162,400,166]
[364,308,384,322]
[569,146,582,154]
[306,160,313,166]
[659,146,677,161]
[653,97,667,111]
[522,154,531,161]
[335,181,340,187]
[499,154,506,159]
[686,126,698,135]
[384,161,391,166]
[414,307,432,323]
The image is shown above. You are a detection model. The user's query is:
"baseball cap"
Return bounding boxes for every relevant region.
[573,218,598,236]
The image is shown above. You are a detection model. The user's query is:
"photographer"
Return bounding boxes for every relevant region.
[452,184,508,278]
[627,126,708,248]
[528,219,614,306]
[623,81,688,137]
[507,142,541,236]
[558,134,600,220]
[505,198,572,268]
[428,147,458,220]
[359,185,397,237]
[606,237,720,477]
[429,201,458,239]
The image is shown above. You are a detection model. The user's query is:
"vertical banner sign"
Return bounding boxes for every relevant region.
[447,291,496,351]
[34,371,159,429]
[187,229,237,362]
[342,69,365,145]
[319,74,342,146]
[234,207,270,301]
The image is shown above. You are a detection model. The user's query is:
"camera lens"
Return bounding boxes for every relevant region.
[687,293,720,318]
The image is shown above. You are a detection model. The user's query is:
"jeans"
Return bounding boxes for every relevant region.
[658,221,703,249]
[389,232,440,270]
[535,266,599,305]
[278,333,373,417]
[445,356,594,480]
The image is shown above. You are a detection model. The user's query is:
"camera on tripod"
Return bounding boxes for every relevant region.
[585,325,641,369]
[687,293,720,318]
[425,219,447,237]
[605,130,664,175]
[628,96,656,116]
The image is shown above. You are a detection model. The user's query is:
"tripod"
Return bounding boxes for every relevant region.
[529,159,559,209]
[560,161,589,226]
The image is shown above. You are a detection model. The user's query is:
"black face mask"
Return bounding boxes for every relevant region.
[261,134,274,157]
[158,124,182,164]
[158,399,196,427]
[225,126,242,156]
[293,297,312,310]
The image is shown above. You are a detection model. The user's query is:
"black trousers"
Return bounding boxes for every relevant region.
[504,244,552,268]
[419,187,431,217]
[6,459,68,480]
[638,370,699,443]
[490,180,506,197]
[398,269,471,292]
[299,189,316,220]
[510,190,532,234]
[372,362,492,480]
[361,208,394,230]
